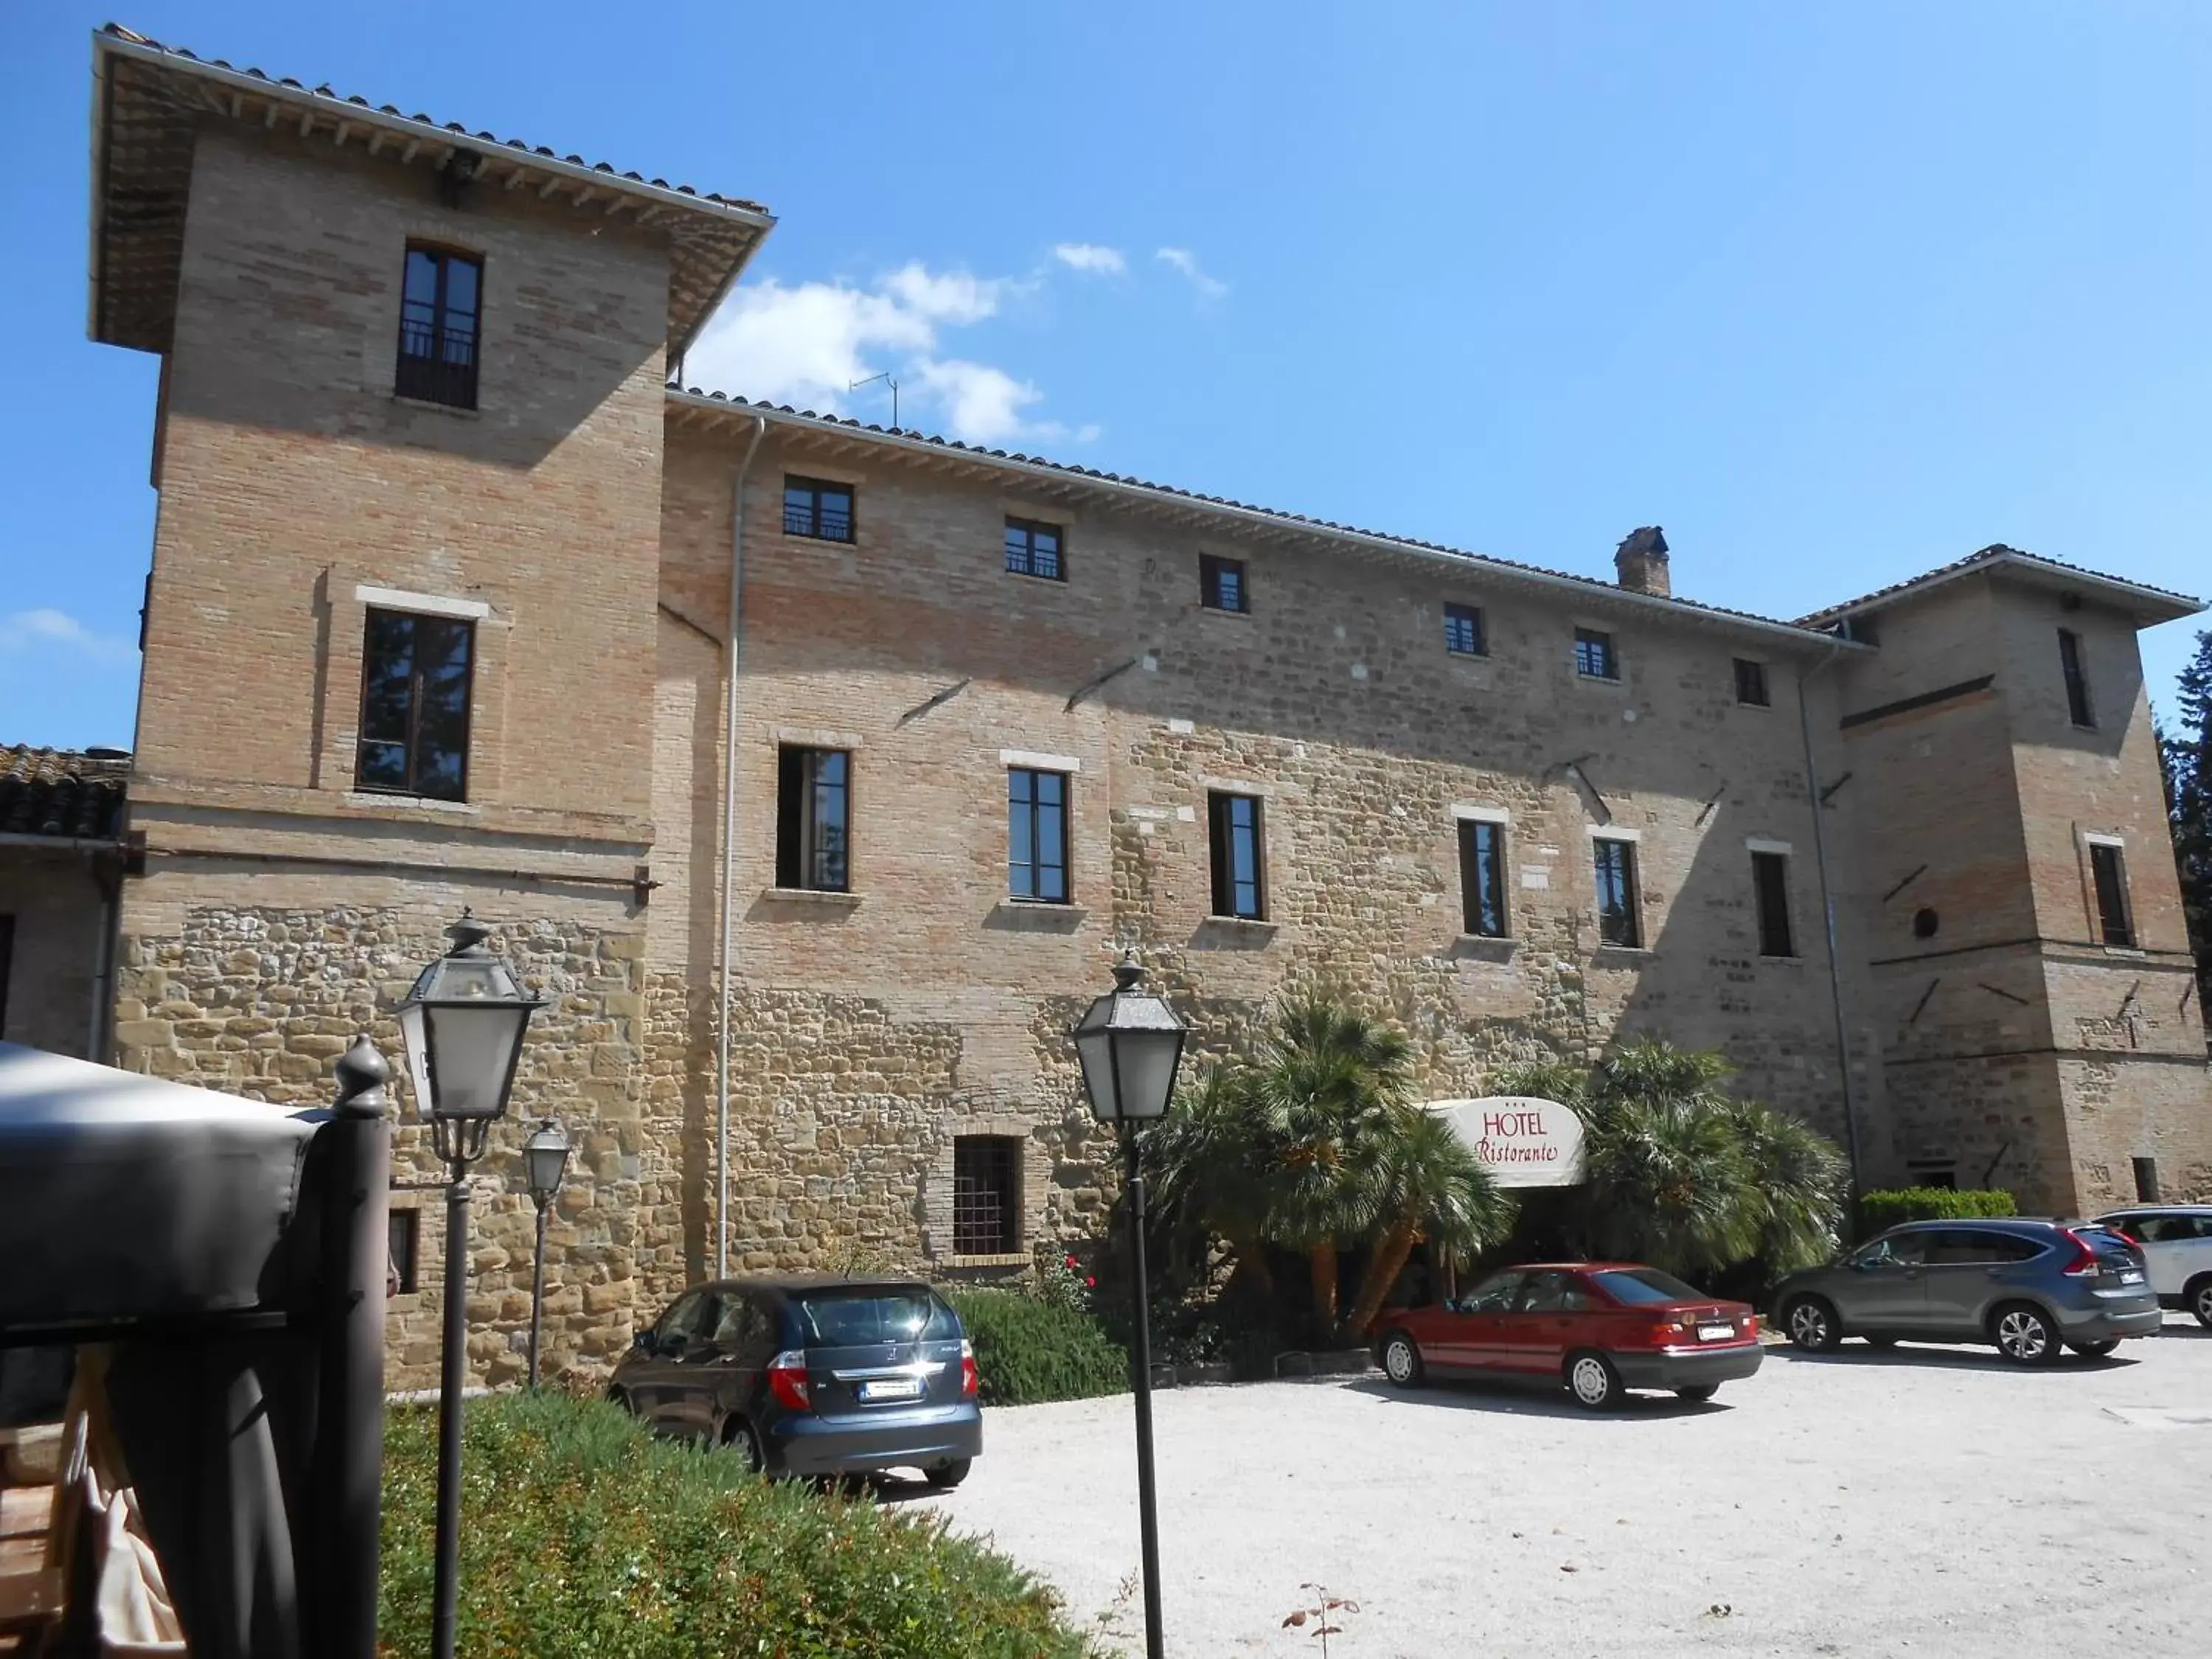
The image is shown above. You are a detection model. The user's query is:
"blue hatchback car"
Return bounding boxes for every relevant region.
[611,1275,982,1485]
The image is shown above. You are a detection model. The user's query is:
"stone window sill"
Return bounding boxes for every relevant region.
[390,394,482,420]
[1576,673,1627,689]
[757,887,863,908]
[344,790,481,815]
[1759,953,1804,965]
[946,1253,1030,1270]
[2101,945,2148,959]
[1197,605,1253,621]
[1205,914,1276,933]
[1592,942,1652,957]
[987,900,1088,933]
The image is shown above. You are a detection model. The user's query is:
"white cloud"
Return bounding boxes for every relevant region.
[685,260,1086,446]
[0,608,135,668]
[1052,243,1127,276]
[1155,246,1229,299]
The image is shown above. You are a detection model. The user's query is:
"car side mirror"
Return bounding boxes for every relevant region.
[633,1330,658,1354]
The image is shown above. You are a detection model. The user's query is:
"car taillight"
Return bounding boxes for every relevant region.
[2060,1231,2104,1276]
[1649,1316,1691,1341]
[2107,1230,2140,1248]
[767,1349,811,1411]
[960,1338,979,1399]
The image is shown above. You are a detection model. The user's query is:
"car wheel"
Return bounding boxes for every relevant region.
[1674,1385,1718,1402]
[2065,1340,2120,1358]
[1992,1303,2060,1366]
[1380,1332,1425,1388]
[1783,1295,1842,1354]
[1565,1352,1621,1411]
[605,1386,633,1414]
[2188,1275,2212,1331]
[723,1416,765,1474]
[925,1459,972,1490]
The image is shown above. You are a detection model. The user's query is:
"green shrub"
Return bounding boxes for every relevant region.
[944,1287,1129,1407]
[378,1391,1088,1658]
[1857,1187,2017,1234]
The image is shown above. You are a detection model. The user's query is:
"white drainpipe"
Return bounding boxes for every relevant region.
[717,415,768,1279]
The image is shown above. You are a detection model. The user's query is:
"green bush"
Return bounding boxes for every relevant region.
[1857,1187,2017,1234]
[944,1287,1129,1407]
[378,1391,1088,1658]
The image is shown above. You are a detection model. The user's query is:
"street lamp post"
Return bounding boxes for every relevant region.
[398,913,544,1659]
[523,1117,573,1389]
[1071,953,1189,1659]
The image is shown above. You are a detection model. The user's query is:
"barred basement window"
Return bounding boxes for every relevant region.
[1004,517,1064,580]
[784,476,855,543]
[1444,602,1486,656]
[1593,837,1641,947]
[953,1137,1021,1255]
[1733,658,1770,707]
[396,246,481,409]
[356,608,473,801]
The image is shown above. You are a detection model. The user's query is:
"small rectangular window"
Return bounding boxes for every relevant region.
[1008,768,1070,902]
[1573,627,1618,681]
[1444,603,1486,657]
[355,607,473,801]
[784,476,855,543]
[952,1136,1022,1255]
[2131,1155,2160,1203]
[1733,658,1770,707]
[2089,842,2133,947]
[1004,517,1063,580]
[387,1207,420,1295]
[1208,792,1266,919]
[1593,837,1640,947]
[776,747,851,891]
[1458,821,1508,938]
[396,245,481,408]
[1752,850,1795,958]
[2058,629,2095,727]
[1200,554,1248,613]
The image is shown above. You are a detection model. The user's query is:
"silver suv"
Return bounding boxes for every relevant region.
[1771,1219,2160,1364]
[2093,1206,2212,1328]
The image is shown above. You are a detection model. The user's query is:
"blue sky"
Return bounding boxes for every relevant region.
[4,3,2208,751]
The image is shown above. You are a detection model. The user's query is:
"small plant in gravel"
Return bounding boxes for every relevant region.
[1281,1582,1361,1655]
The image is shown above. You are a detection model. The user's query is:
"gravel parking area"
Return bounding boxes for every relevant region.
[913,1317,2212,1657]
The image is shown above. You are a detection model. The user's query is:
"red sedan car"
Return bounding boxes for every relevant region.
[1372,1262,1764,1409]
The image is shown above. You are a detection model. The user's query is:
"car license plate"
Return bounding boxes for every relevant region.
[859,1377,922,1402]
[1697,1324,1735,1342]
[2118,1270,2144,1285]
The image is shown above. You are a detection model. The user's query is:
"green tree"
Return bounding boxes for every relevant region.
[1495,1037,1848,1279]
[1341,1105,1516,1338]
[2163,630,2212,1014]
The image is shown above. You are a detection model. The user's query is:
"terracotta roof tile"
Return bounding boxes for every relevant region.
[0,748,130,841]
[1795,544,2204,625]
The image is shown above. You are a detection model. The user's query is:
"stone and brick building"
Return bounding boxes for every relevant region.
[58,27,2211,1386]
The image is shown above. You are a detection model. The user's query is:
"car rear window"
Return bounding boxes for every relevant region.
[1590,1269,1705,1305]
[793,1290,959,1347]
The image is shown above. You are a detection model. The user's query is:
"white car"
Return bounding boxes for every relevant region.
[2093,1206,2212,1328]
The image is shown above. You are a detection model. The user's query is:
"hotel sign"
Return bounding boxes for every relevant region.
[1428,1096,1587,1189]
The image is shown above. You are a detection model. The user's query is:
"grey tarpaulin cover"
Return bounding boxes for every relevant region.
[0,1043,322,1329]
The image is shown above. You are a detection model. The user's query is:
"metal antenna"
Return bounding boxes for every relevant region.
[849,371,899,430]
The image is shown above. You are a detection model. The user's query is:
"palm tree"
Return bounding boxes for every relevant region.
[1142,1063,1279,1293]
[1719,1097,1848,1276]
[1244,998,1412,1335]
[1341,1107,1514,1338]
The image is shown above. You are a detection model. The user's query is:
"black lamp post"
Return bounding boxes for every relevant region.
[1070,953,1189,1659]
[398,913,543,1659]
[523,1117,572,1389]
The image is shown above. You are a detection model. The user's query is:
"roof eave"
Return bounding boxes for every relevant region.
[1801,552,2204,630]
[668,391,1865,655]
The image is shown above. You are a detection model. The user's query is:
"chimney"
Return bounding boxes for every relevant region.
[1614,526,1670,597]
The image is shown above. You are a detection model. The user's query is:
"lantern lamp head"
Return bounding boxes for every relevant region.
[1070,953,1189,1125]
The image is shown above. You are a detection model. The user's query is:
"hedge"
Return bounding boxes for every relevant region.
[378,1391,1089,1658]
[1857,1187,2017,1234]
[943,1287,1130,1407]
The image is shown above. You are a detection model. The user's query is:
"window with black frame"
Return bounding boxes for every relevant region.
[1593,836,1640,947]
[1458,820,1508,937]
[1007,768,1069,902]
[1574,627,1618,681]
[1444,602,1486,656]
[784,476,855,542]
[1004,517,1063,580]
[396,246,481,408]
[776,747,851,891]
[356,608,473,800]
[1733,658,1770,707]
[1208,792,1266,919]
[1200,554,1248,613]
